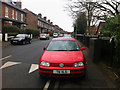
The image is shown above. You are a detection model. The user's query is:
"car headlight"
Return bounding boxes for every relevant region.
[40,61,50,67]
[74,62,84,67]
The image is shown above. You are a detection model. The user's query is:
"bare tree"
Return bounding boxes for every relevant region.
[94,0,120,16]
[65,0,98,34]
[65,0,120,34]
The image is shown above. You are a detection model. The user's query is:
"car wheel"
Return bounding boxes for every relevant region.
[11,42,14,45]
[39,73,48,81]
[29,41,31,44]
[22,41,26,45]
[81,72,86,80]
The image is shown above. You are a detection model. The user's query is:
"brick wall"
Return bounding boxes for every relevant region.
[23,8,38,30]
[2,3,26,22]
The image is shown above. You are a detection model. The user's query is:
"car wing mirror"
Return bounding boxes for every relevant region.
[43,47,46,50]
[81,47,86,50]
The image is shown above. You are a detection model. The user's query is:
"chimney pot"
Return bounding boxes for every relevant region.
[50,22,53,24]
[44,17,47,21]
[48,19,50,23]
[38,13,42,18]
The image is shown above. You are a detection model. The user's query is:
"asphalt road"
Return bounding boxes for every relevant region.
[1,38,116,89]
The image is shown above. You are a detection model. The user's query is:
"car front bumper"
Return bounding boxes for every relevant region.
[11,40,23,44]
[39,68,86,77]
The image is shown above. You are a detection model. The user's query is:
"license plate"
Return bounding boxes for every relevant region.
[53,70,70,74]
[13,41,17,42]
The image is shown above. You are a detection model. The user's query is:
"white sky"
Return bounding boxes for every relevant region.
[20,0,74,32]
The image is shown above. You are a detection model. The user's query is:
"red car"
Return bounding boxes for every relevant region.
[39,38,86,78]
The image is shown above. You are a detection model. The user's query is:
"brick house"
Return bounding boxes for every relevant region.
[1,0,26,29]
[96,22,106,35]
[23,8,38,30]
[86,25,97,35]
[23,8,55,34]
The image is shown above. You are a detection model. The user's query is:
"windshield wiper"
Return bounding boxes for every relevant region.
[52,50,68,51]
[67,49,80,51]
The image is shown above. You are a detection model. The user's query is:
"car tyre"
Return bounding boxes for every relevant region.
[81,72,86,80]
[29,40,31,44]
[22,41,26,45]
[11,42,14,45]
[39,73,48,81]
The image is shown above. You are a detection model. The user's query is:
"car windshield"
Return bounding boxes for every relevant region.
[53,33,58,35]
[46,40,80,51]
[16,34,25,38]
[40,34,46,36]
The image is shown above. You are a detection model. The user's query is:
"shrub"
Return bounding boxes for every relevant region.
[2,26,40,38]
[19,29,26,34]
[2,25,20,34]
[100,15,120,68]
[25,29,40,37]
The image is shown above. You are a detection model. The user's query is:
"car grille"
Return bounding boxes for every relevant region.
[50,63,73,67]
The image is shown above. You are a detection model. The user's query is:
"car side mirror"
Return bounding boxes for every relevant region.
[43,47,46,50]
[81,47,85,50]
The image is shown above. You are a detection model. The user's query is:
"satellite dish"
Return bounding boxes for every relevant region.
[11,1,16,5]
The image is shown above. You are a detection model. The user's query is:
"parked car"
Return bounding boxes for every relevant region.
[10,34,31,45]
[53,33,58,38]
[59,33,64,37]
[39,38,86,78]
[40,34,49,40]
[63,34,72,38]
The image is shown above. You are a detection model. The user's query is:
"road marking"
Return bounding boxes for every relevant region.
[43,79,51,90]
[113,72,119,78]
[28,64,39,73]
[54,80,59,89]
[0,55,12,61]
[0,61,21,69]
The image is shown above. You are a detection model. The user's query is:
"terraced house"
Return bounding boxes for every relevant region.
[23,8,66,34]
[23,8,54,34]
[1,0,26,29]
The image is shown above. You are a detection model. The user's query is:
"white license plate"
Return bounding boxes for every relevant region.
[53,70,70,74]
[13,41,17,42]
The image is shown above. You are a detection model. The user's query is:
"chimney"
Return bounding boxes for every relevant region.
[48,19,50,23]
[38,13,42,18]
[50,22,53,24]
[44,17,47,21]
[14,1,22,8]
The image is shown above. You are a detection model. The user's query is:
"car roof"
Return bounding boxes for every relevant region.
[52,38,76,41]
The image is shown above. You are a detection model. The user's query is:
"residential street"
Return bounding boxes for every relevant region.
[1,38,116,89]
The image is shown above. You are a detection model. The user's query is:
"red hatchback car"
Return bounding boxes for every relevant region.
[39,38,86,77]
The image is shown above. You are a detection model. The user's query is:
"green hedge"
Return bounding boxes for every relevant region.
[2,25,20,34]
[25,29,40,37]
[2,26,40,37]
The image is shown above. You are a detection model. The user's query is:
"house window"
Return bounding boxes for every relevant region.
[38,20,39,25]
[5,7,8,18]
[39,21,41,26]
[12,10,14,19]
[15,11,17,20]
[21,14,23,21]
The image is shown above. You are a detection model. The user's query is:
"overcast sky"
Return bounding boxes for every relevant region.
[19,0,74,32]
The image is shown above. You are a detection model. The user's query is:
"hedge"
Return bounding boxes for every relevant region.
[25,29,40,37]
[2,25,20,34]
[2,26,40,37]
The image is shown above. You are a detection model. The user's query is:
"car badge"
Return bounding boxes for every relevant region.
[60,63,64,67]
